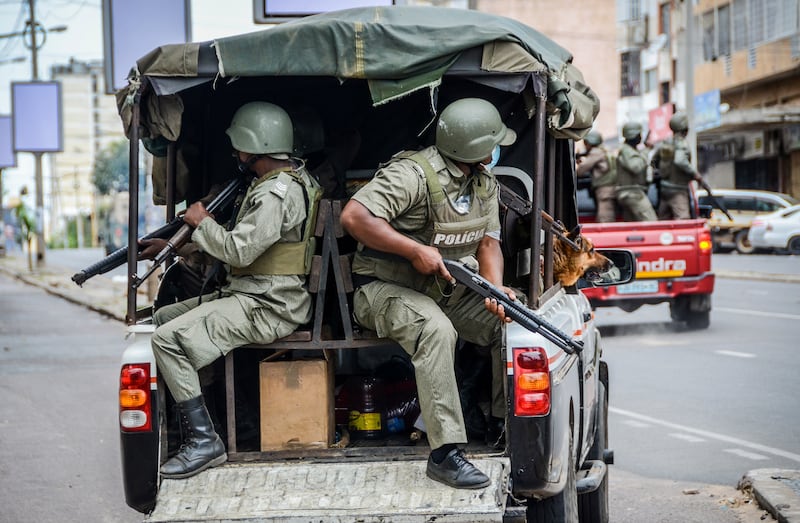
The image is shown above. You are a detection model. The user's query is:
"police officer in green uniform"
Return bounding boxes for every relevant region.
[577,131,617,222]
[615,122,657,222]
[652,112,703,220]
[148,101,321,479]
[340,98,516,489]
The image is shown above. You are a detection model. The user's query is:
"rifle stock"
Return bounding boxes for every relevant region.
[443,259,584,354]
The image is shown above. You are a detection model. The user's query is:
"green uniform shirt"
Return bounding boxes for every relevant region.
[616,143,649,189]
[191,165,314,323]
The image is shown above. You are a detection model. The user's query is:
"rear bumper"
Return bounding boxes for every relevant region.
[583,272,715,308]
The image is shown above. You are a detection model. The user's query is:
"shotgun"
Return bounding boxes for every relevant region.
[443,259,584,354]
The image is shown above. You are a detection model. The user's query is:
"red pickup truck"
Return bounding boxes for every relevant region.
[579,185,715,329]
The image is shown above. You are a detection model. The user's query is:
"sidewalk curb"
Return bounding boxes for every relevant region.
[740,469,800,523]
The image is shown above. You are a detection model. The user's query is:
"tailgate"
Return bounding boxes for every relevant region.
[146,458,511,522]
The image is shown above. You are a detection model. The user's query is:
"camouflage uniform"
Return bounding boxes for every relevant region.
[350,145,504,450]
[577,146,617,222]
[653,135,697,220]
[615,142,657,222]
[152,164,320,402]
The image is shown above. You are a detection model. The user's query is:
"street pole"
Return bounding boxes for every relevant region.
[684,0,697,170]
[27,0,46,264]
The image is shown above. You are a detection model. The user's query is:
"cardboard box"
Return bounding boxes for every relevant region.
[259,359,334,451]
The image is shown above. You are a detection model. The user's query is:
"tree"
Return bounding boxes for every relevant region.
[93,140,129,195]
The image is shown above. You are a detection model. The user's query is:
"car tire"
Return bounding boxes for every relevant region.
[787,236,800,255]
[527,433,579,523]
[578,383,609,523]
[735,229,755,254]
[685,310,711,330]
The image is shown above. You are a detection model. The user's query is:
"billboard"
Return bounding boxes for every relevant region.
[648,103,674,144]
[11,82,63,153]
[694,89,721,132]
[254,0,394,22]
[102,0,191,94]
[0,116,15,168]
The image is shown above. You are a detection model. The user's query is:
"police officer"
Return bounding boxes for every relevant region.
[615,122,657,222]
[340,98,516,489]
[149,101,321,479]
[577,131,617,222]
[652,111,703,220]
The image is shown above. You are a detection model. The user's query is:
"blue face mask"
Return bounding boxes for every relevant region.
[485,145,501,170]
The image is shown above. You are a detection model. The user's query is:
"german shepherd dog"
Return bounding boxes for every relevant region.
[552,226,613,287]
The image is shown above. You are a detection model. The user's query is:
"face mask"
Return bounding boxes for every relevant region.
[484,145,501,171]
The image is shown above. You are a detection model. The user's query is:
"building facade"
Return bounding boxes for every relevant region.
[616,0,800,198]
[50,59,124,247]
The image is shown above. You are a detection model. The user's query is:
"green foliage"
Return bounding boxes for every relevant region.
[93,140,130,195]
[13,201,35,241]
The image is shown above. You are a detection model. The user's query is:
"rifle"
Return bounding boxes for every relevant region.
[130,173,253,289]
[71,174,250,287]
[443,259,584,354]
[697,179,734,221]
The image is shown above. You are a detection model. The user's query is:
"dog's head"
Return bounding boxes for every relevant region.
[553,227,613,286]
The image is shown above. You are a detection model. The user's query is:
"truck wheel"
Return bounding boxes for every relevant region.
[735,229,755,254]
[685,310,710,330]
[527,434,578,523]
[578,384,609,523]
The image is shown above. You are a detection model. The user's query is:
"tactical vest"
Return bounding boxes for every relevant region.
[616,143,648,189]
[353,148,494,300]
[592,148,618,189]
[230,164,322,276]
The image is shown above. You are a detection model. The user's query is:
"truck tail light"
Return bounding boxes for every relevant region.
[698,227,713,254]
[513,347,551,416]
[119,363,152,432]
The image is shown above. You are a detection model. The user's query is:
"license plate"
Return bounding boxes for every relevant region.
[617,280,659,294]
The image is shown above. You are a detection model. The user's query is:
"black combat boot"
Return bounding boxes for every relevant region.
[160,396,227,479]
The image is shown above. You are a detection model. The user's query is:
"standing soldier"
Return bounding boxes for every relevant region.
[652,112,704,220]
[615,122,657,222]
[577,131,617,222]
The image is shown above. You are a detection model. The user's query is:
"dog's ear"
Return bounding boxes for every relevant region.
[568,225,583,247]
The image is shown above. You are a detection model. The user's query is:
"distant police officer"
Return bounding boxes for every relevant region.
[340,98,516,489]
[149,102,321,479]
[652,112,704,220]
[577,131,617,222]
[615,122,657,222]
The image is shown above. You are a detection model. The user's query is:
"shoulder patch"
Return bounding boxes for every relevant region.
[269,172,293,199]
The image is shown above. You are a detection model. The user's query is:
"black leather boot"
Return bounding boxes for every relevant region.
[160,396,227,479]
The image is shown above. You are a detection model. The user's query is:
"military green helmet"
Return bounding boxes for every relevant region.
[622,122,642,140]
[226,102,293,156]
[669,112,689,132]
[435,98,516,163]
[584,131,603,147]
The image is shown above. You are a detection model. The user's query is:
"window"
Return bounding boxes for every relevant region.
[733,0,748,50]
[659,2,671,45]
[718,4,731,56]
[749,0,764,46]
[621,51,641,97]
[702,10,716,61]
[660,81,670,106]
[618,0,642,21]
[644,69,657,92]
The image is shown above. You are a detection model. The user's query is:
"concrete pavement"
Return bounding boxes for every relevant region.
[1,249,799,522]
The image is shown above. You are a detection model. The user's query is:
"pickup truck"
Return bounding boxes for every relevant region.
[98,7,636,522]
[578,182,715,329]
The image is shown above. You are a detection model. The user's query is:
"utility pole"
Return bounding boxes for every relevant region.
[684,0,697,170]
[26,0,46,264]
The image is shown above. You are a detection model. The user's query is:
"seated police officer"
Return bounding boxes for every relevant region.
[146,101,321,479]
[340,98,516,489]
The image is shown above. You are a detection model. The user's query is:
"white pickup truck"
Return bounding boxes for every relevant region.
[84,7,636,522]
